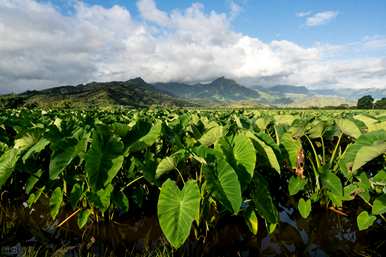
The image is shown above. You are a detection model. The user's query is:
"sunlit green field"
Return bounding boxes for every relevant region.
[1,108,385,256]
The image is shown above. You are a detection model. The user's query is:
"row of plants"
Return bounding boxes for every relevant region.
[0,108,385,249]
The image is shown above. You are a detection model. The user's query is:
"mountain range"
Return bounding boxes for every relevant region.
[0,77,385,108]
[12,78,193,108]
[154,77,259,102]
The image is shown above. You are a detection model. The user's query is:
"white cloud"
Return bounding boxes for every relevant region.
[0,0,385,93]
[315,36,386,59]
[296,11,312,17]
[362,35,386,50]
[229,0,242,20]
[137,0,169,26]
[306,11,338,27]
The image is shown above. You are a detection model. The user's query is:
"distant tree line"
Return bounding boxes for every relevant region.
[0,95,25,108]
[357,95,386,109]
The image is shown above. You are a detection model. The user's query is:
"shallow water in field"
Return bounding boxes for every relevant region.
[1,199,385,257]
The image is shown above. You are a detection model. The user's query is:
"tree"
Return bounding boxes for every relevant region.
[357,95,374,109]
[374,98,386,109]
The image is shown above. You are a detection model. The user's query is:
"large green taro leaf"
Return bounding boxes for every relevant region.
[136,120,162,146]
[49,138,78,180]
[215,133,256,190]
[49,128,89,180]
[320,167,344,207]
[232,134,256,183]
[280,133,302,169]
[157,179,200,249]
[203,155,242,214]
[274,115,296,126]
[368,121,386,132]
[251,173,279,224]
[335,119,361,139]
[127,120,162,153]
[306,121,326,139]
[22,138,50,163]
[320,168,343,196]
[199,125,223,146]
[155,150,186,179]
[14,133,39,152]
[353,114,378,128]
[86,127,124,191]
[339,130,386,176]
[156,157,176,179]
[0,148,20,189]
[245,131,281,174]
[255,117,272,131]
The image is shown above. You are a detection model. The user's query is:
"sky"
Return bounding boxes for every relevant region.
[0,0,386,93]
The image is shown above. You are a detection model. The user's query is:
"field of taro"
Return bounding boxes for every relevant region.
[0,108,386,256]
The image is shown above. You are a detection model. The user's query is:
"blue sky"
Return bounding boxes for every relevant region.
[49,0,386,47]
[1,0,386,92]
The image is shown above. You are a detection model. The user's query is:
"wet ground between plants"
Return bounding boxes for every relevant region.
[1,201,385,257]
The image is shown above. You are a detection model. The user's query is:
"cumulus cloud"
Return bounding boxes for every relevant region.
[137,0,169,26]
[305,11,338,27]
[0,0,385,93]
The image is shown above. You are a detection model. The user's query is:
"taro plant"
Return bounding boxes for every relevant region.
[0,108,385,250]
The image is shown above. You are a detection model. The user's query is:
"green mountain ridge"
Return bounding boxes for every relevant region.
[252,84,310,95]
[154,77,260,101]
[0,77,373,108]
[4,78,194,108]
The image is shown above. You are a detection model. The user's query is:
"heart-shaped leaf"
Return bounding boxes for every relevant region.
[357,211,376,231]
[336,119,361,139]
[298,198,311,219]
[157,179,200,249]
